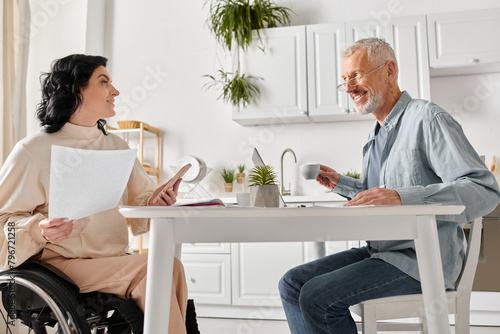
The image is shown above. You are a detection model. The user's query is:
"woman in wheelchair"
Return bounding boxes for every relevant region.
[0,54,198,333]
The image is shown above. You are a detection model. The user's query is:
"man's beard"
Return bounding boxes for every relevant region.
[353,90,383,115]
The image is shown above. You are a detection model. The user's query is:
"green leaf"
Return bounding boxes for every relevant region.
[220,168,236,183]
[205,0,294,52]
[248,164,277,186]
[203,70,262,108]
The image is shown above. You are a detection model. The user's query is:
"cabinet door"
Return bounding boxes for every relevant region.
[306,23,384,122]
[427,9,500,68]
[182,243,230,254]
[345,20,388,45]
[233,26,309,126]
[306,23,350,121]
[183,254,231,304]
[231,242,305,306]
[388,16,431,100]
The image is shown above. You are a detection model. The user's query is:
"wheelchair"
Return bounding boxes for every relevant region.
[0,260,143,333]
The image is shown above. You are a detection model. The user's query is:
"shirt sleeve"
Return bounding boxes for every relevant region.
[0,144,48,269]
[333,174,363,200]
[125,159,157,236]
[395,111,500,222]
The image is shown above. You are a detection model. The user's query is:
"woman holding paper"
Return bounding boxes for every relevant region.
[0,55,196,333]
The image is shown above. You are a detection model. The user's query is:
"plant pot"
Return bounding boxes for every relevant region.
[236,172,246,184]
[224,183,234,192]
[249,184,280,207]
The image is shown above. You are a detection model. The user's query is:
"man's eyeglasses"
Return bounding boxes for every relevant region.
[337,61,388,92]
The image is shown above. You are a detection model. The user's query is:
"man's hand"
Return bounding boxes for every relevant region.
[39,218,74,244]
[316,165,340,190]
[149,178,182,206]
[344,188,402,206]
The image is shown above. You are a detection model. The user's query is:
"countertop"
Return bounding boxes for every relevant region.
[177,192,347,205]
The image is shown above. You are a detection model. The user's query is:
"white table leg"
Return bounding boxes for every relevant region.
[312,241,326,259]
[414,215,451,334]
[144,218,175,334]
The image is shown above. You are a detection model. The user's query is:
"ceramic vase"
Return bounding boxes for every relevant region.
[249,184,280,207]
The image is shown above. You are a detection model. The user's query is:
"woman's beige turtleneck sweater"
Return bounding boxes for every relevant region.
[0,123,157,269]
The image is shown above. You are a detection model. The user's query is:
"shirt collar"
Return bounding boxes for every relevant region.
[59,122,103,140]
[367,90,412,140]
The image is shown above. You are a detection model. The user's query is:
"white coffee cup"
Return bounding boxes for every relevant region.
[300,164,320,180]
[236,193,251,206]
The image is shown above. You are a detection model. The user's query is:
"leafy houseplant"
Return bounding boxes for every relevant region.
[220,168,236,192]
[203,70,261,108]
[204,0,293,108]
[206,0,293,52]
[236,164,246,184]
[248,164,280,207]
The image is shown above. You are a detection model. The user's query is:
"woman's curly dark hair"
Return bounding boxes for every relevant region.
[36,54,109,134]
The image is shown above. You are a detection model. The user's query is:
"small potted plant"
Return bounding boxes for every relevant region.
[236,164,246,184]
[220,168,236,192]
[248,164,279,207]
[343,170,361,179]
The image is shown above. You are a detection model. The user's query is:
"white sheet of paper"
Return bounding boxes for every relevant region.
[49,145,138,220]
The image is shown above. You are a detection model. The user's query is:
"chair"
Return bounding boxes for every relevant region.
[0,260,142,333]
[350,217,483,334]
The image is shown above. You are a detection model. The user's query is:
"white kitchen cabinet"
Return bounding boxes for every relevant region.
[233,25,309,125]
[306,21,388,122]
[231,242,306,306]
[388,16,431,100]
[305,23,349,121]
[427,8,500,69]
[234,16,430,125]
[183,253,231,304]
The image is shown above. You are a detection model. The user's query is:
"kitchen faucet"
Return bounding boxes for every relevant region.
[280,148,297,196]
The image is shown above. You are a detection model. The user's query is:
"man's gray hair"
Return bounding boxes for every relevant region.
[343,38,398,77]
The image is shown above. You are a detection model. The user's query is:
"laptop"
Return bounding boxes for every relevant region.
[251,148,287,207]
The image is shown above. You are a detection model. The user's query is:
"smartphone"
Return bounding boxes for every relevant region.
[153,163,192,203]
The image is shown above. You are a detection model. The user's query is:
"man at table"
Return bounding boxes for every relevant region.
[278,37,500,333]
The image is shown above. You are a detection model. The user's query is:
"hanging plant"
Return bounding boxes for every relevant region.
[203,70,262,108]
[203,0,293,108]
[206,0,293,52]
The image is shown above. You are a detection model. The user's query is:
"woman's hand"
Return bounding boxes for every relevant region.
[149,178,182,206]
[316,164,341,190]
[39,218,74,244]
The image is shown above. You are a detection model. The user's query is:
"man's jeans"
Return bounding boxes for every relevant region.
[278,246,422,333]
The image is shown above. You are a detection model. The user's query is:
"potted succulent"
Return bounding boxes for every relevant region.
[204,0,293,107]
[220,168,236,192]
[248,164,279,207]
[236,163,246,184]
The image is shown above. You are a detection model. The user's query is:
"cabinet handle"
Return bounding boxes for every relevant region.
[187,276,196,283]
[470,58,480,64]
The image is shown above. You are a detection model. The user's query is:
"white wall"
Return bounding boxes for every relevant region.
[27,0,500,198]
[25,0,89,135]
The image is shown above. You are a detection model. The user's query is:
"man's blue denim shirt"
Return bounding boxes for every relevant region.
[334,91,500,288]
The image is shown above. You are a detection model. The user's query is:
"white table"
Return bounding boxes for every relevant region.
[119,205,465,334]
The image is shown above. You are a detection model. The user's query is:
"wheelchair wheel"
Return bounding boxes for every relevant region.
[0,261,90,333]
